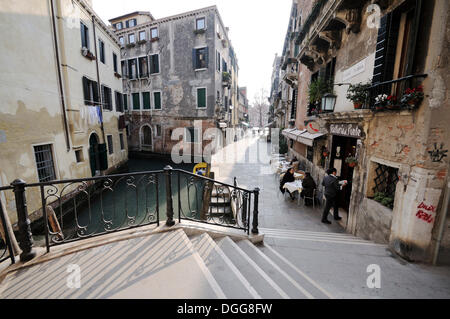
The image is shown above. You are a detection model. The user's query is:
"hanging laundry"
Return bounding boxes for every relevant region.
[96,106,103,124]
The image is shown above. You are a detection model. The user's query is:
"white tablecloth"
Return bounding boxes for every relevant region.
[283,180,303,194]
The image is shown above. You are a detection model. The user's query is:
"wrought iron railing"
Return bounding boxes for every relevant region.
[0,186,16,265]
[0,167,259,263]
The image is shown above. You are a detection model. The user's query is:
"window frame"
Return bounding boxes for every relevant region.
[119,133,125,150]
[139,30,146,41]
[33,143,57,182]
[150,27,159,39]
[138,55,149,78]
[119,36,124,46]
[113,52,118,73]
[196,17,206,30]
[80,21,90,49]
[128,33,136,44]
[142,92,151,110]
[99,38,105,64]
[153,91,162,110]
[107,135,114,155]
[132,92,140,110]
[149,53,160,75]
[194,47,208,70]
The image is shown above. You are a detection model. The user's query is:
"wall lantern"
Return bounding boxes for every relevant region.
[322,93,337,112]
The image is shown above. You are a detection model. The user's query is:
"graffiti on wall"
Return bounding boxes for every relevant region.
[416,202,436,224]
[428,143,448,163]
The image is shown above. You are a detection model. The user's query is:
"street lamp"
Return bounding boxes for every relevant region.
[322,93,337,112]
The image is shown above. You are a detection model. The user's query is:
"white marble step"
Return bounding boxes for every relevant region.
[0,229,225,299]
[257,243,334,299]
[190,233,260,299]
[236,239,316,299]
[215,236,288,299]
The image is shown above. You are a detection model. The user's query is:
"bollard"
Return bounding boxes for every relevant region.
[164,166,175,227]
[11,179,36,262]
[252,188,260,235]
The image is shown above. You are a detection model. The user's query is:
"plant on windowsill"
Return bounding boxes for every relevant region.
[345,156,358,168]
[150,37,160,42]
[400,85,424,110]
[114,72,122,79]
[346,82,370,109]
[137,39,147,45]
[308,78,332,111]
[81,48,96,61]
[194,29,206,35]
[222,72,231,84]
[126,43,136,48]
[373,192,394,209]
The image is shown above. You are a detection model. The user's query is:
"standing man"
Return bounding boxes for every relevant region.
[321,168,347,224]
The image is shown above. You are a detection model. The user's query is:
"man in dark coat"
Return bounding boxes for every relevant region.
[280,167,296,200]
[301,172,316,206]
[321,168,346,224]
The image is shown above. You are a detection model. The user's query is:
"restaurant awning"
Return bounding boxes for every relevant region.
[296,131,327,146]
[282,128,306,140]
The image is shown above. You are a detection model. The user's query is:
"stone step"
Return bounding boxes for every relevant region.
[190,233,260,299]
[236,240,315,299]
[215,236,288,299]
[257,243,334,299]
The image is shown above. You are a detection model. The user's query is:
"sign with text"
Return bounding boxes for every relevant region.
[330,123,363,139]
[342,60,366,81]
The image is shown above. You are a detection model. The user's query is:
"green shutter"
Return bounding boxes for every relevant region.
[154,92,161,109]
[143,92,151,109]
[197,88,206,108]
[89,147,96,176]
[123,94,128,110]
[133,93,140,110]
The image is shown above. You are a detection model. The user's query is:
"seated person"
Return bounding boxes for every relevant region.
[300,172,316,206]
[280,167,296,200]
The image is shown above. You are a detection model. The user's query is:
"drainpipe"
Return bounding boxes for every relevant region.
[432,165,450,265]
[49,0,70,151]
[92,15,106,144]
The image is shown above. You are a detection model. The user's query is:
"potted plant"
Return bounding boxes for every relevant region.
[386,95,398,109]
[346,82,370,109]
[374,94,388,111]
[308,78,332,110]
[345,156,358,168]
[400,85,424,109]
[373,192,394,209]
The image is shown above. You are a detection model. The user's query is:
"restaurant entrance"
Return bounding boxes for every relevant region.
[330,135,357,212]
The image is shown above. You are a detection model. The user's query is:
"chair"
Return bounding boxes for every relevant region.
[303,189,317,210]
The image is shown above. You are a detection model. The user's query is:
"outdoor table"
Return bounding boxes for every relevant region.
[283,180,303,205]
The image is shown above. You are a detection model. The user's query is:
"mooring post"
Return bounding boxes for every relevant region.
[252,188,260,235]
[11,179,36,262]
[164,166,175,227]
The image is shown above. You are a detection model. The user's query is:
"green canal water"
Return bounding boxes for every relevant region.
[32,158,205,245]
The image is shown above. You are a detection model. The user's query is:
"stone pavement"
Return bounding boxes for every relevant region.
[211,134,450,298]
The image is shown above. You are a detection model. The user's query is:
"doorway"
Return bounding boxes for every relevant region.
[89,133,101,177]
[330,135,357,212]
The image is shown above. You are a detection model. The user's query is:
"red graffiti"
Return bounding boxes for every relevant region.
[416,210,434,224]
[417,202,436,212]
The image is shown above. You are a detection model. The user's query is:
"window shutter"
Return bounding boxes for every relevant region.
[89,147,97,176]
[92,81,99,104]
[155,55,160,73]
[82,77,89,104]
[126,20,129,28]
[123,94,128,110]
[154,92,161,109]
[80,23,86,48]
[373,12,400,84]
[405,0,422,75]
[204,47,209,68]
[143,92,151,109]
[193,49,197,69]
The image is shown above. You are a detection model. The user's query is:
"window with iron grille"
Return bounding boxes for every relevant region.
[107,135,114,154]
[34,144,56,182]
[372,163,399,200]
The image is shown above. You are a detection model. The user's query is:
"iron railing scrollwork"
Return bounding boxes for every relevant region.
[0,186,16,265]
[3,168,259,262]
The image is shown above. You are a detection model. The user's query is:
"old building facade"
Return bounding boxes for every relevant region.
[282,0,449,264]
[0,0,127,224]
[110,6,240,160]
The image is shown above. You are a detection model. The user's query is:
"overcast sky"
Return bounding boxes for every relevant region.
[92,0,292,105]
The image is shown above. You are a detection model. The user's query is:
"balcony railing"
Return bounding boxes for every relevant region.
[0,167,260,263]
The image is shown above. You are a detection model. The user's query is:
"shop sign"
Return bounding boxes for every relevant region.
[330,123,363,138]
[307,122,321,134]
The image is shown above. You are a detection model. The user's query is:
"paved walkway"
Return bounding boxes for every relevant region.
[211,135,450,299]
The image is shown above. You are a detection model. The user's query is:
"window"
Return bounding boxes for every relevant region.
[153,91,162,110]
[139,56,149,78]
[128,58,137,79]
[196,17,206,30]
[193,47,208,70]
[119,133,125,150]
[101,85,112,110]
[216,51,221,72]
[139,30,146,41]
[121,61,127,78]
[142,92,151,110]
[372,163,399,203]
[115,91,123,112]
[197,88,207,108]
[132,93,140,110]
[115,22,123,30]
[149,54,159,74]
[128,33,135,44]
[127,19,136,28]
[82,76,99,105]
[80,22,89,49]
[99,39,105,64]
[222,58,227,72]
[113,53,118,73]
[155,125,162,137]
[150,27,158,39]
[290,89,297,120]
[107,135,114,155]
[75,149,84,163]
[185,127,200,143]
[119,36,124,46]
[34,144,56,182]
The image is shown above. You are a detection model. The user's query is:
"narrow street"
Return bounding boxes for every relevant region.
[211,135,450,298]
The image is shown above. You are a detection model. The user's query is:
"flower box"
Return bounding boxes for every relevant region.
[150,37,159,42]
